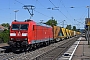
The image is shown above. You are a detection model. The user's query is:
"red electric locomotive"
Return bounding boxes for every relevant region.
[8,20,53,51]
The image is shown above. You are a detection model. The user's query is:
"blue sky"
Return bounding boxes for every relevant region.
[0,0,90,29]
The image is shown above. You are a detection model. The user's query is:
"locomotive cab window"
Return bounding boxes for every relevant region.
[12,24,20,30]
[20,24,28,30]
[12,24,28,30]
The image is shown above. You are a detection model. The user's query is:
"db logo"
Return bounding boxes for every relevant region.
[18,31,21,36]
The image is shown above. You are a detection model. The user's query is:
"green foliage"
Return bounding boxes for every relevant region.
[45,19,57,26]
[66,25,72,30]
[72,26,76,31]
[1,23,10,29]
[0,23,10,43]
[0,30,10,43]
[66,25,77,31]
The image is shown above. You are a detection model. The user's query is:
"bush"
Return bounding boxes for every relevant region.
[0,30,10,43]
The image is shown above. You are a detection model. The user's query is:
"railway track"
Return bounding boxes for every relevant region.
[32,36,79,60]
[0,50,27,60]
[0,36,80,60]
[12,36,79,60]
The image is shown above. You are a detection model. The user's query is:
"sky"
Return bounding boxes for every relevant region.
[0,0,90,29]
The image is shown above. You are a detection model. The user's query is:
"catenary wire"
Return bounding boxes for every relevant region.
[14,0,51,18]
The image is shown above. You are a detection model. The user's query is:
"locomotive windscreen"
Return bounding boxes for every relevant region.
[12,24,28,30]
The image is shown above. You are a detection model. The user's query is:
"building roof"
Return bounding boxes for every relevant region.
[0,25,8,31]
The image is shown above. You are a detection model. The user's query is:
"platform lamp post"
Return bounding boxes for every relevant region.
[87,6,90,45]
[14,10,19,20]
[62,20,65,28]
[87,6,90,18]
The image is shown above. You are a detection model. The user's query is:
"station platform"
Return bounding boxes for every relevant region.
[72,37,90,60]
[58,36,90,60]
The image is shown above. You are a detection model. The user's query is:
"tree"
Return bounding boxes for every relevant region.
[66,25,72,30]
[0,23,10,43]
[72,26,76,31]
[0,30,10,43]
[1,23,10,27]
[45,19,57,26]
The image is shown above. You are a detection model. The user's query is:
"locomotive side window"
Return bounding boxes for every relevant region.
[12,24,20,30]
[20,24,28,30]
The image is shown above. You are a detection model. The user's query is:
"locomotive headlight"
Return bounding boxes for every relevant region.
[25,38,27,40]
[11,38,14,40]
[10,33,16,36]
[22,33,27,36]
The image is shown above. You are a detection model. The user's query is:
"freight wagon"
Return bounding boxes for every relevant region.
[53,26,64,41]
